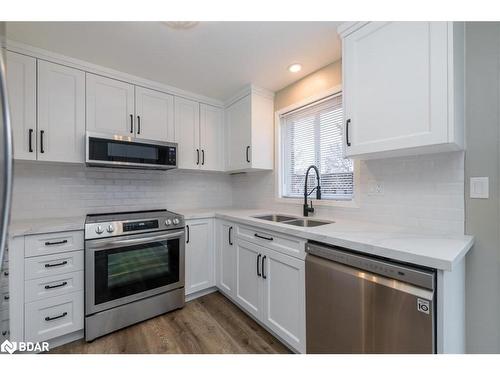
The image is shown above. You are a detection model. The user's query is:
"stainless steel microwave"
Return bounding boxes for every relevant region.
[86,132,177,170]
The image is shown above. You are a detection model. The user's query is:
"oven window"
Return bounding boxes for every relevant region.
[94,238,180,306]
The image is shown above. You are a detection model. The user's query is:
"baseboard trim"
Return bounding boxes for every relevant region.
[185,287,218,302]
[47,330,84,351]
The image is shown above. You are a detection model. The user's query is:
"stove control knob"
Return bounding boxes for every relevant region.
[95,225,104,234]
[165,219,172,226]
[107,224,114,233]
[173,218,180,225]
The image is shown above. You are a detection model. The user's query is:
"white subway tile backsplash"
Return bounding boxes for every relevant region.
[11,161,233,220]
[231,151,465,235]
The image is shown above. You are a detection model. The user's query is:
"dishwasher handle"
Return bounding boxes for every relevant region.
[305,242,435,291]
[306,253,434,300]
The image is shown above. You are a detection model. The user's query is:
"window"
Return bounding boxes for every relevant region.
[280,93,354,200]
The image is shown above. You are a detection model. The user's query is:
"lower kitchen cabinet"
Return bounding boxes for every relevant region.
[235,240,262,320]
[215,220,236,298]
[261,248,305,353]
[185,219,215,296]
[224,226,306,353]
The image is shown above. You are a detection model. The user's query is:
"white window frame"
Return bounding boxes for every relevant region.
[274,85,360,208]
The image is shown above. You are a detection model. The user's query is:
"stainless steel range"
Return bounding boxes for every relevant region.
[84,209,185,341]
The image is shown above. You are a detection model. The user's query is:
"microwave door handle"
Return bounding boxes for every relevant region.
[88,230,185,251]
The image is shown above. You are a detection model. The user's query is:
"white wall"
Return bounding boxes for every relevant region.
[464,22,500,353]
[232,151,465,235]
[11,161,233,220]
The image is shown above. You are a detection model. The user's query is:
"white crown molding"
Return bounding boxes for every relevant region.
[337,22,370,38]
[5,39,224,107]
[224,84,275,107]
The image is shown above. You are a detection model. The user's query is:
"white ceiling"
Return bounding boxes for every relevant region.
[6,21,342,101]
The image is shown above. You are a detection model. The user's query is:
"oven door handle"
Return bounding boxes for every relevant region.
[86,230,185,251]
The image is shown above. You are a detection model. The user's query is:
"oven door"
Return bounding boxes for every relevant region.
[85,230,185,315]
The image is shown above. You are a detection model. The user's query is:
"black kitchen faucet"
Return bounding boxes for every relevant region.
[303,165,321,216]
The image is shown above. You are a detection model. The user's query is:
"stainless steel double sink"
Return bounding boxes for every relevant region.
[252,214,334,227]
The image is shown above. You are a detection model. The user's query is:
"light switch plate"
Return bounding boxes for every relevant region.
[470,177,489,199]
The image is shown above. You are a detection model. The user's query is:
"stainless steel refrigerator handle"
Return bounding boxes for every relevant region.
[86,230,185,251]
[0,48,13,267]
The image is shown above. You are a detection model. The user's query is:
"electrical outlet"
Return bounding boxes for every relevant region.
[368,180,384,196]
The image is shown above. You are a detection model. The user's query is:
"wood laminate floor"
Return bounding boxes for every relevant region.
[50,291,291,354]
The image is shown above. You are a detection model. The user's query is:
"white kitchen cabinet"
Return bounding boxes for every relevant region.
[215,221,236,298]
[175,97,200,169]
[5,51,37,161]
[233,237,305,352]
[86,73,135,135]
[185,219,215,296]
[235,239,262,320]
[37,60,85,163]
[175,99,224,171]
[225,86,274,172]
[261,249,305,353]
[199,104,224,171]
[340,22,464,159]
[135,86,175,142]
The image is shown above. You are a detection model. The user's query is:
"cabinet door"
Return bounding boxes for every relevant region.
[343,22,449,157]
[262,248,305,353]
[135,86,174,142]
[37,61,85,163]
[225,95,251,171]
[5,51,37,160]
[216,221,236,298]
[185,219,214,295]
[86,73,135,135]
[235,240,262,320]
[200,104,224,171]
[174,97,200,169]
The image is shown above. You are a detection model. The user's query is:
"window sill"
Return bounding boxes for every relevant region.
[275,196,360,209]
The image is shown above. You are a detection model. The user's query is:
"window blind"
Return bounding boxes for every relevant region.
[281,93,354,200]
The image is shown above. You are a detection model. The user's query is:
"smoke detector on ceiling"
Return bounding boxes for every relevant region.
[162,21,200,30]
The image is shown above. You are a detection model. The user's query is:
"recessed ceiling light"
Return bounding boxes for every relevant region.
[288,63,302,73]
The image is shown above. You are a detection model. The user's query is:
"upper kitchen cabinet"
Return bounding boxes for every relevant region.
[174,98,225,171]
[37,61,85,163]
[340,22,464,159]
[174,96,200,169]
[86,73,135,135]
[5,51,37,161]
[225,86,274,172]
[199,104,224,171]
[6,51,85,163]
[135,86,174,142]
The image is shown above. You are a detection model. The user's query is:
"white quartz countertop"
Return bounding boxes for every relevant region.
[9,216,85,237]
[178,208,474,271]
[9,208,474,271]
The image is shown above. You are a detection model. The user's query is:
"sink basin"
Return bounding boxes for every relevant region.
[253,214,298,222]
[253,214,334,227]
[283,219,334,227]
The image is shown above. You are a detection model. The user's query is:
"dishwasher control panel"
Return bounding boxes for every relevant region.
[305,242,435,290]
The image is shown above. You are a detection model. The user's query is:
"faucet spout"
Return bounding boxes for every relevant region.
[303,165,321,217]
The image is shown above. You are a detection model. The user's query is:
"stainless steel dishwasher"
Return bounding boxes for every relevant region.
[305,241,436,354]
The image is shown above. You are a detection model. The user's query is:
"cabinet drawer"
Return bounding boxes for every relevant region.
[0,267,8,288]
[25,230,84,258]
[236,224,305,259]
[25,250,84,281]
[0,307,8,320]
[25,271,84,303]
[1,286,9,311]
[25,291,83,342]
[1,317,9,339]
